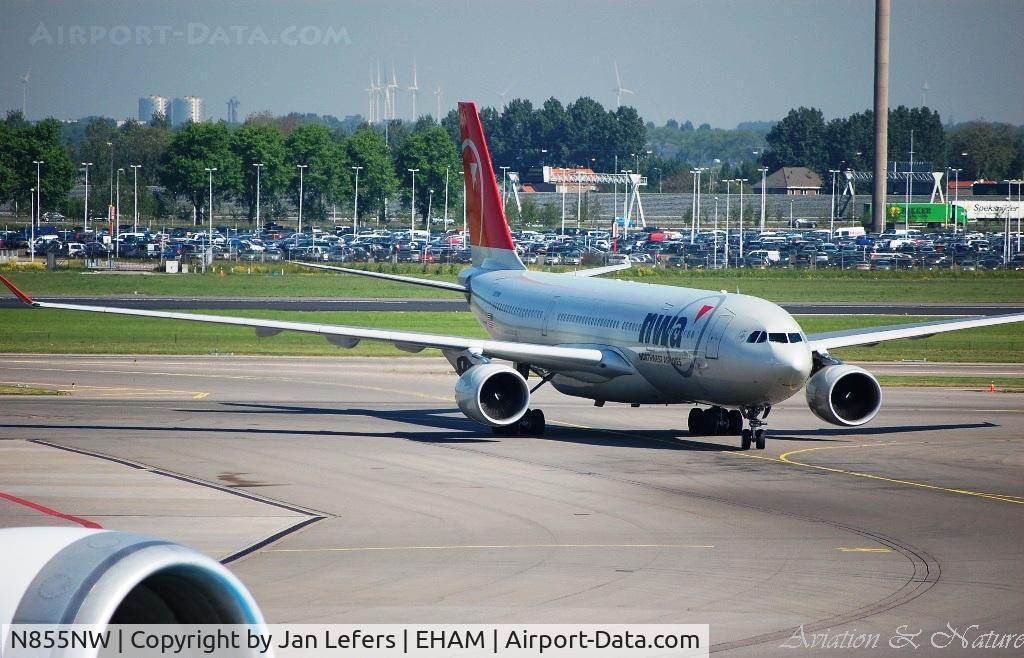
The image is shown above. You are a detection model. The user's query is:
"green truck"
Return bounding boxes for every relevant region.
[861,203,968,226]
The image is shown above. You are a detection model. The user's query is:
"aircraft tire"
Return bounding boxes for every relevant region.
[528,409,546,435]
[687,408,704,434]
[755,429,766,450]
[741,429,752,450]
[727,410,743,434]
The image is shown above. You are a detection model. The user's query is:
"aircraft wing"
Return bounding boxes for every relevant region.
[806,312,1024,352]
[0,274,631,377]
[566,261,633,277]
[294,261,468,292]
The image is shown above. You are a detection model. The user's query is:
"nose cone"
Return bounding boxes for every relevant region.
[773,347,812,390]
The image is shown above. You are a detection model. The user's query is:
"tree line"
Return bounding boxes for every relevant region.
[762,105,1024,182]
[2,99,1022,227]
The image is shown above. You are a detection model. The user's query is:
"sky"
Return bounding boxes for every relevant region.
[1,0,1022,128]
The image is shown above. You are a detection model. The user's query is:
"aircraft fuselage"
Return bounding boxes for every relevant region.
[466,270,813,408]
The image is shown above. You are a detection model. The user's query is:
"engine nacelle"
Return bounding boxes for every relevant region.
[805,364,883,426]
[455,363,530,427]
[0,528,265,633]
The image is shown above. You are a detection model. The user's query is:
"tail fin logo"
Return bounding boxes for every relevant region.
[458,101,517,255]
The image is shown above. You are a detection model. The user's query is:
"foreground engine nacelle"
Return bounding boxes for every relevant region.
[805,364,883,426]
[0,528,265,631]
[455,363,530,427]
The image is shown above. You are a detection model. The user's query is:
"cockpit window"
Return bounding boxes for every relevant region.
[746,330,768,343]
[788,332,803,343]
[768,332,789,343]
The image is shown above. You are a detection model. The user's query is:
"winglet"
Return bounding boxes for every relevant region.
[0,273,36,306]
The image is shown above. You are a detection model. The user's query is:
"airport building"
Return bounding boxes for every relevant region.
[754,167,823,195]
[137,95,168,122]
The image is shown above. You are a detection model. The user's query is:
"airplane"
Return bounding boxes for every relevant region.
[3,101,1023,450]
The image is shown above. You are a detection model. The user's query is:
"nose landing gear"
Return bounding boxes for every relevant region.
[740,405,770,450]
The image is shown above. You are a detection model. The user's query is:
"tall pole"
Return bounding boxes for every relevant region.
[829,169,839,237]
[499,166,510,211]
[107,142,114,208]
[32,160,43,232]
[443,166,450,230]
[952,168,961,232]
[759,167,768,231]
[713,196,719,269]
[576,171,582,230]
[905,128,915,233]
[724,179,732,269]
[204,167,217,273]
[296,164,307,241]
[115,168,123,257]
[29,188,34,263]
[351,165,362,235]
[695,168,703,238]
[82,162,92,234]
[738,178,747,259]
[560,188,566,236]
[871,0,891,234]
[130,164,141,233]
[690,170,698,243]
[407,168,419,235]
[253,163,263,232]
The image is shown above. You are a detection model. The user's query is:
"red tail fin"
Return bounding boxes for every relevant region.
[459,102,524,270]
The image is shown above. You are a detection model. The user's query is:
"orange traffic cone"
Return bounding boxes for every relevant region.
[989,382,997,393]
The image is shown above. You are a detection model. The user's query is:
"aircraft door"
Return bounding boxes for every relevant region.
[542,296,561,336]
[704,311,734,359]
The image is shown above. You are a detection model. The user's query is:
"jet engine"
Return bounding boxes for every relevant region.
[0,528,265,629]
[455,363,530,427]
[805,364,883,426]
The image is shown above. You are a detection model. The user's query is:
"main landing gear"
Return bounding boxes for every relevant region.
[687,405,770,450]
[492,409,546,436]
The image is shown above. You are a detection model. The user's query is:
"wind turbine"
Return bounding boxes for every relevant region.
[375,61,384,124]
[365,67,376,122]
[921,81,929,108]
[387,62,399,120]
[434,85,443,120]
[613,60,634,109]
[407,58,419,120]
[498,84,512,108]
[21,67,30,118]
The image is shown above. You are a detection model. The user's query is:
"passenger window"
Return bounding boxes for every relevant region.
[768,333,789,343]
[788,333,803,343]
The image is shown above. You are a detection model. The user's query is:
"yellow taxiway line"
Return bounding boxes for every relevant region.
[729,442,1024,505]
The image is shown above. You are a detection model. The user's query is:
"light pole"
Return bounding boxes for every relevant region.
[115,168,124,257]
[905,129,915,233]
[204,167,217,272]
[695,167,705,239]
[107,141,113,208]
[713,196,719,269]
[32,159,43,231]
[738,178,747,260]
[29,187,34,263]
[407,168,419,235]
[690,169,699,243]
[252,163,264,233]
[724,179,733,269]
[427,189,434,228]
[351,165,363,235]
[130,164,141,233]
[499,165,510,211]
[576,170,583,230]
[758,166,768,231]
[296,164,308,241]
[829,169,840,238]
[951,168,962,232]
[443,166,450,230]
[82,162,93,234]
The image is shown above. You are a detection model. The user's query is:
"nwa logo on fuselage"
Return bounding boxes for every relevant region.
[638,304,715,348]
